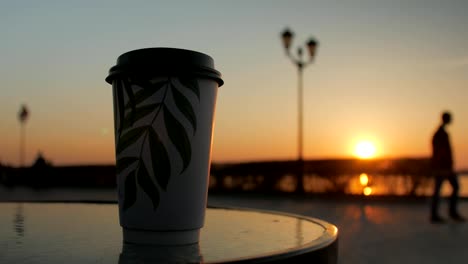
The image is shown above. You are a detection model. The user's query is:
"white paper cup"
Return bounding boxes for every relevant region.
[119,243,202,263]
[106,48,223,245]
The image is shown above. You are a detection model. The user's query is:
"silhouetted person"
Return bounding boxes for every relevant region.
[430,111,465,223]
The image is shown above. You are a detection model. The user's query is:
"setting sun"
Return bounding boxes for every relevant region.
[355,141,376,159]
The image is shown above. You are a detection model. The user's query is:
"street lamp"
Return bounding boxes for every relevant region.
[280,28,318,193]
[18,104,29,168]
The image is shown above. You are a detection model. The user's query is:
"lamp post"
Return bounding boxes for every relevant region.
[18,104,29,168]
[280,28,318,194]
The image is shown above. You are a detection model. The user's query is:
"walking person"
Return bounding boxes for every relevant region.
[430,111,465,223]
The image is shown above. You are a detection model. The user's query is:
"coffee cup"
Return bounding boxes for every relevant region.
[106,48,223,245]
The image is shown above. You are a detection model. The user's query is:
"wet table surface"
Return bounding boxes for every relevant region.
[0,202,338,263]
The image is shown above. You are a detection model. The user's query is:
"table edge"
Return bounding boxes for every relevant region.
[1,201,338,263]
[207,205,338,264]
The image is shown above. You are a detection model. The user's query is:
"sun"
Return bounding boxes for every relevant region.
[355,141,376,159]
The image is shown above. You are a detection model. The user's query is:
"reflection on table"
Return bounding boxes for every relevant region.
[0,202,338,263]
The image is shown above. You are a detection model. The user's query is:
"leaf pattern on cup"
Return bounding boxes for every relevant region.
[116,157,138,174]
[115,76,199,211]
[147,128,171,191]
[123,171,137,211]
[115,80,126,140]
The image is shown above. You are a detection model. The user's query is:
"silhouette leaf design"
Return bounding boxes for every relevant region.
[125,80,167,109]
[116,80,126,137]
[137,162,160,210]
[163,105,191,172]
[123,171,137,211]
[171,83,197,132]
[121,103,161,131]
[123,79,137,126]
[116,76,200,212]
[116,126,147,154]
[116,157,139,174]
[148,128,171,191]
[179,77,200,99]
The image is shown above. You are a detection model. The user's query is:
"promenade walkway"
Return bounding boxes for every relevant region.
[209,194,468,264]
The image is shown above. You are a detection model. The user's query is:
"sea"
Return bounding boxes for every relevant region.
[1,173,468,201]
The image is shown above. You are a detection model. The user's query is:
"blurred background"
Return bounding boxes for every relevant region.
[2,2,468,263]
[1,0,468,197]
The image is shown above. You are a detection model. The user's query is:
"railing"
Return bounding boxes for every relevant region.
[209,158,433,196]
[1,158,443,197]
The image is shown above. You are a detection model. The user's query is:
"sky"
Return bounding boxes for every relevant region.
[1,0,468,168]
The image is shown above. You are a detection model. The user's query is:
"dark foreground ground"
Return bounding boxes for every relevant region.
[1,186,467,264]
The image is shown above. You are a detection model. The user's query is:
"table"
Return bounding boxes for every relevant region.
[0,202,338,263]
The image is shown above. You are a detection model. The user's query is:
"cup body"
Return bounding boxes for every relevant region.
[106,48,223,245]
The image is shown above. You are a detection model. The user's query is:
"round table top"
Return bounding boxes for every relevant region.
[0,202,337,263]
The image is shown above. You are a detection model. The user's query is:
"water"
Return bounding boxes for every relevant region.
[343,173,468,197]
[2,174,468,201]
[265,173,468,197]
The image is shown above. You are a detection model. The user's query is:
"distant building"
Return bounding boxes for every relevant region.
[31,152,52,168]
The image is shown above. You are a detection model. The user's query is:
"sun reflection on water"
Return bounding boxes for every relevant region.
[363,186,373,196]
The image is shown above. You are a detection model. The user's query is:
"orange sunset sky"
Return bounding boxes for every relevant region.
[1,1,468,169]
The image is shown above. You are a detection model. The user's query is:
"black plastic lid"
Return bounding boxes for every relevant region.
[105,48,223,86]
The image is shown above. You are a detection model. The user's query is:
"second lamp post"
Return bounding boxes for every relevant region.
[281,28,318,194]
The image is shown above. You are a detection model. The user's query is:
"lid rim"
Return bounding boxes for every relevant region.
[105,66,223,86]
[106,48,223,86]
